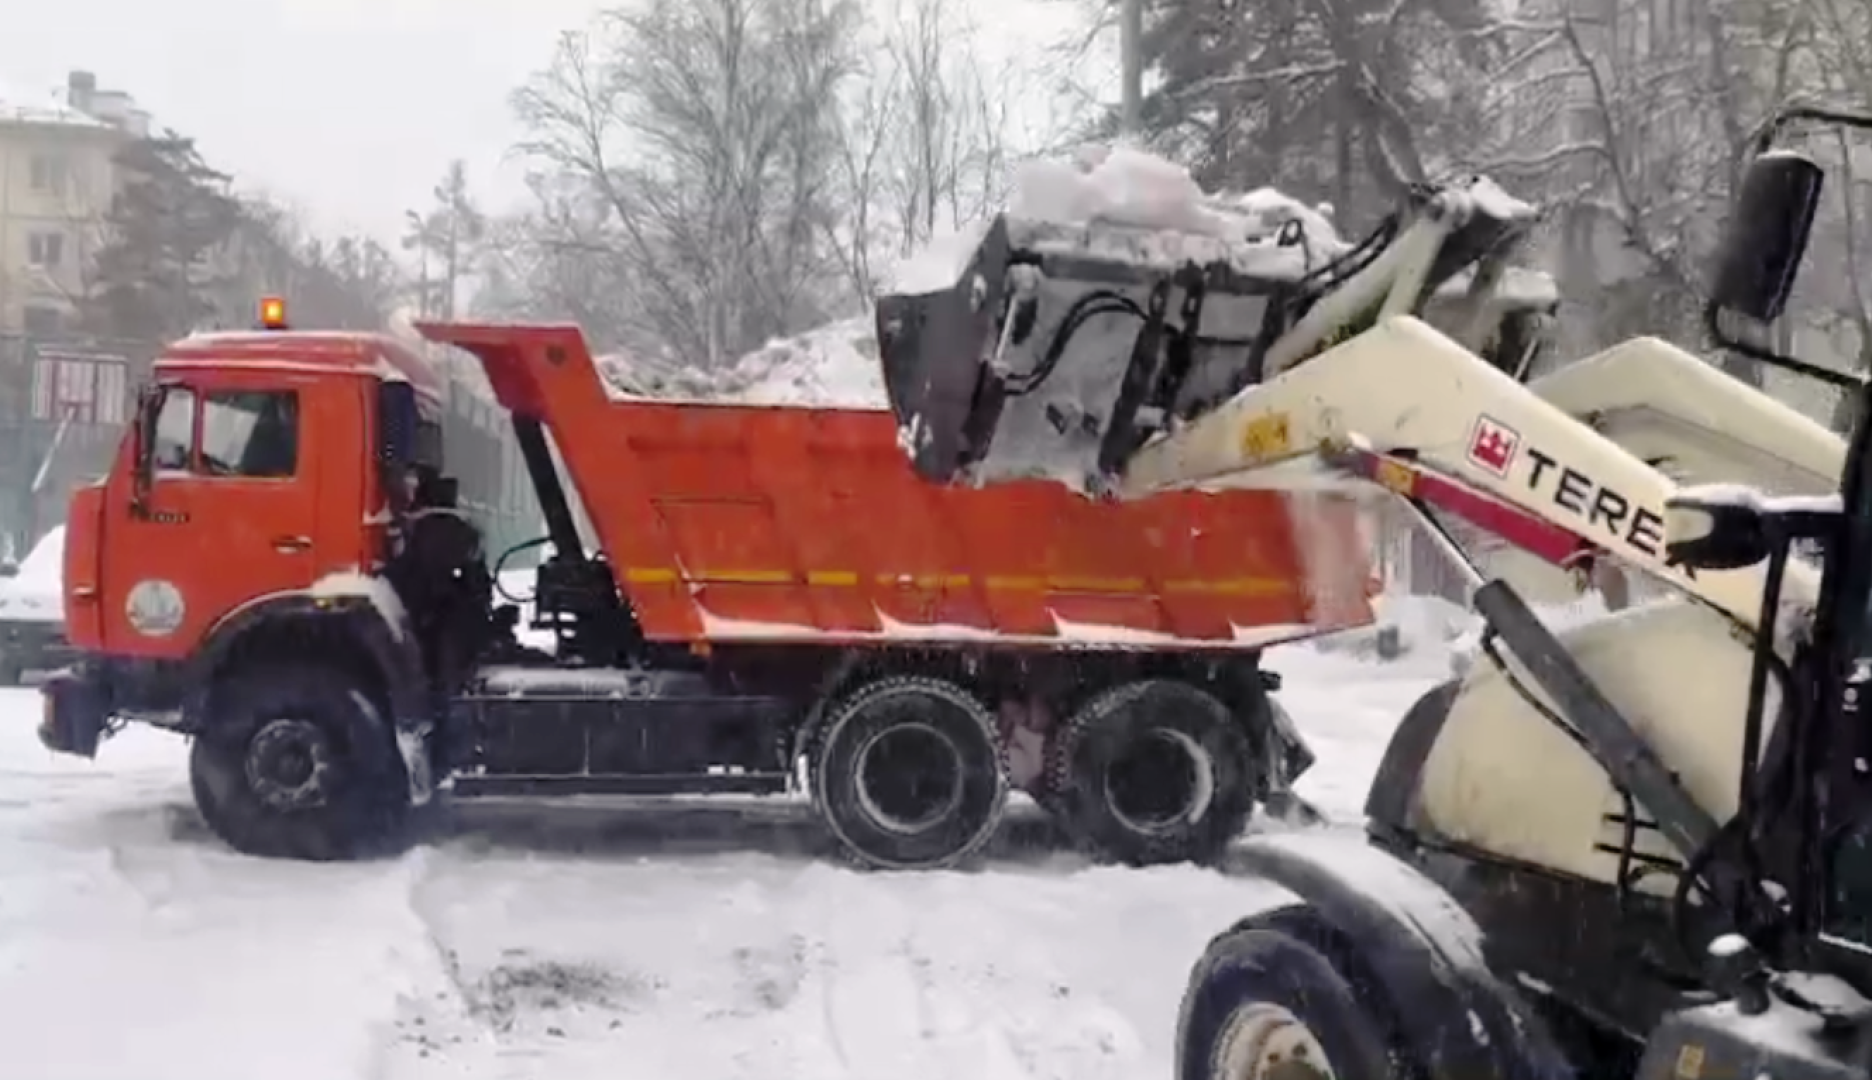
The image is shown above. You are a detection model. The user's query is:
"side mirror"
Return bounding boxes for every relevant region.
[1664,486,1773,571]
[1709,150,1825,323]
[0,559,18,580]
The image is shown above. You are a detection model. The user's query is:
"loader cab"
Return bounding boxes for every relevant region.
[1679,115,1872,959]
[70,298,449,665]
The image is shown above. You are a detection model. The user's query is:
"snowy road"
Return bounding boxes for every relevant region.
[0,643,1445,1080]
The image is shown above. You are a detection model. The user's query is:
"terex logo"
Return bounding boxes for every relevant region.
[1466,415,1520,478]
[1524,447,1684,572]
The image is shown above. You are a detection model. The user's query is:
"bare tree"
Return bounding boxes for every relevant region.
[821,0,1018,303]
[510,0,860,368]
[403,161,486,321]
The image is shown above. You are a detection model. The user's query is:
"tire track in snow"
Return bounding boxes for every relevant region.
[810,863,942,1080]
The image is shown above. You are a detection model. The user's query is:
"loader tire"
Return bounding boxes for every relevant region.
[189,664,409,861]
[810,674,1007,870]
[1176,910,1409,1080]
[1046,679,1255,866]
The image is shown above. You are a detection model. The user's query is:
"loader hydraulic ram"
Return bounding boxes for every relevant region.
[878,120,1872,1079]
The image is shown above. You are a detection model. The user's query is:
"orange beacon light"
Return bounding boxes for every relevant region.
[259,296,288,330]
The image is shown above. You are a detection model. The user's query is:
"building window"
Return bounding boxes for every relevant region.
[201,391,299,478]
[28,155,66,195]
[27,232,64,270]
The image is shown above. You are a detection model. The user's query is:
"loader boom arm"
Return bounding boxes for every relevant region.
[1121,314,1821,630]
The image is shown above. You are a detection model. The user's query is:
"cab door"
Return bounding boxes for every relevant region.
[99,372,326,658]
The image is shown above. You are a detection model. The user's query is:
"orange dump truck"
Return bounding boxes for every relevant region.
[40,306,1377,869]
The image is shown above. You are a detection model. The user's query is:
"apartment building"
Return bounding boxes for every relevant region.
[0,71,146,336]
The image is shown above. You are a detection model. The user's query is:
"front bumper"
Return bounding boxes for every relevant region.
[38,665,111,758]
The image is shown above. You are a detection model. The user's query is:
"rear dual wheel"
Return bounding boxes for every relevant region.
[810,675,1008,870]
[1047,679,1258,866]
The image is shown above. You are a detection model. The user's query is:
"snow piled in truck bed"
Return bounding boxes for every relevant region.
[726,317,887,408]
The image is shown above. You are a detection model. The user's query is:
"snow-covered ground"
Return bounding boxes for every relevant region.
[0,638,1446,1080]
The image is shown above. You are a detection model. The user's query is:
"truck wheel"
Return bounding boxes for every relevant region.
[810,674,1007,870]
[188,665,410,861]
[1046,679,1255,866]
[1176,911,1408,1080]
[0,654,22,686]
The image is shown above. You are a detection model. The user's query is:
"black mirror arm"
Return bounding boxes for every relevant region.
[1704,301,1864,391]
[128,388,163,520]
[1753,104,1872,155]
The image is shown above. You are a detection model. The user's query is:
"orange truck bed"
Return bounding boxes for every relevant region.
[422,324,1378,649]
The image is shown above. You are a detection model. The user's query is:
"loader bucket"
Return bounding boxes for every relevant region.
[873,171,1554,493]
[875,215,1014,483]
[876,214,1299,490]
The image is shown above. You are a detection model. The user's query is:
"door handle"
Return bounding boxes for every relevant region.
[272,535,313,554]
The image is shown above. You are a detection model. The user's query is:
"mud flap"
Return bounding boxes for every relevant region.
[395,721,435,807]
[38,666,111,759]
[1256,696,1325,826]
[1221,829,1576,1080]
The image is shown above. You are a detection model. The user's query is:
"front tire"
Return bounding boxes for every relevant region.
[1176,910,1407,1080]
[189,664,410,861]
[810,674,1007,870]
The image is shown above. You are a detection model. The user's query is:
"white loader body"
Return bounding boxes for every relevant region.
[1120,315,1843,894]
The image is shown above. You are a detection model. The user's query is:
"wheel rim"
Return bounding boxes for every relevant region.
[244,718,337,811]
[1103,727,1215,834]
[1215,1001,1338,1080]
[854,721,966,834]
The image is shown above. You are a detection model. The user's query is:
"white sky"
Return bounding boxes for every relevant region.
[5,0,1098,248]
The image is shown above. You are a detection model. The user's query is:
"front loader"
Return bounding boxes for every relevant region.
[874,112,1872,1078]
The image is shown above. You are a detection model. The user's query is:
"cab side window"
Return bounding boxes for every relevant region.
[200,391,299,479]
[151,387,195,471]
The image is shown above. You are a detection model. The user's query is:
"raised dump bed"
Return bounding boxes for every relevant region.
[568,395,1377,648]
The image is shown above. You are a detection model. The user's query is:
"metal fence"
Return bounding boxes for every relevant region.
[0,332,157,558]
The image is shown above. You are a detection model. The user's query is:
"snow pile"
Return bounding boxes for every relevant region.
[14,526,63,595]
[1008,146,1344,252]
[996,145,1350,281]
[886,224,992,297]
[586,319,886,408]
[885,142,1552,308]
[596,347,733,401]
[0,526,65,623]
[727,317,887,408]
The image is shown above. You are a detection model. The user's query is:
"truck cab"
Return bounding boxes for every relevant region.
[56,302,459,722]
